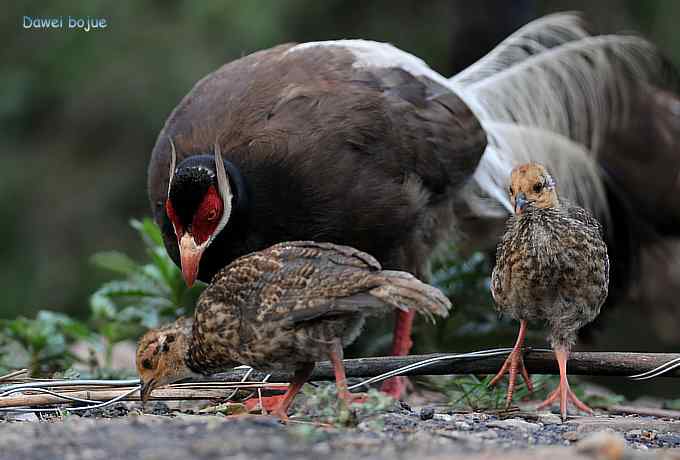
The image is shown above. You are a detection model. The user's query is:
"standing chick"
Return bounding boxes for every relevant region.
[490,163,609,420]
[136,241,450,418]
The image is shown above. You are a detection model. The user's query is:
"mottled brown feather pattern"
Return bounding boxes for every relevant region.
[185,241,451,375]
[492,164,609,348]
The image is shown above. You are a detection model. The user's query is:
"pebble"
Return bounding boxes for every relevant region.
[455,421,472,431]
[562,431,581,442]
[487,418,541,432]
[534,412,563,425]
[419,407,435,421]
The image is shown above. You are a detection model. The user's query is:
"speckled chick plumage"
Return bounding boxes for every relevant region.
[187,241,450,374]
[140,241,450,385]
[491,164,609,348]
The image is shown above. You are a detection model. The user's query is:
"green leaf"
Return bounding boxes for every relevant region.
[90,251,139,275]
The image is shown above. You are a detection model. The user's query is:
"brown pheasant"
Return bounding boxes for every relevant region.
[136,241,450,418]
[490,163,609,421]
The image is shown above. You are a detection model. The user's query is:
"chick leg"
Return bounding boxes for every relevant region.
[489,320,534,407]
[536,348,593,421]
[330,339,367,404]
[380,309,415,399]
[269,363,315,419]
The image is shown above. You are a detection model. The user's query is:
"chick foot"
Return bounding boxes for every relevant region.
[245,394,287,414]
[536,348,593,421]
[268,363,315,419]
[330,339,370,406]
[489,320,534,407]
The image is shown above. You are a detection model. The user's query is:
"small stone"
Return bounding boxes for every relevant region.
[487,418,541,431]
[478,429,499,439]
[399,401,412,412]
[626,429,642,437]
[433,413,454,422]
[640,431,656,441]
[535,412,563,425]
[454,421,472,430]
[562,431,581,442]
[419,407,435,421]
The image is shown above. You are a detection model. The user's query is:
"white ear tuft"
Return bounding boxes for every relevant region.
[168,137,177,197]
[212,144,234,241]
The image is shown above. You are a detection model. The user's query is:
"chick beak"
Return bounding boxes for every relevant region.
[140,379,155,404]
[178,233,205,287]
[514,193,529,214]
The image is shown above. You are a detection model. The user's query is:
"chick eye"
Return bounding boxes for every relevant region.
[142,359,153,370]
[533,183,543,193]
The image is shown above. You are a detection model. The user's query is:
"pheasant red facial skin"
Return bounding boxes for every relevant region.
[190,186,223,245]
[166,186,223,245]
[164,199,183,237]
[165,184,225,287]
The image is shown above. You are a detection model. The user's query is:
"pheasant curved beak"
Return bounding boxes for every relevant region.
[514,193,529,214]
[179,233,207,287]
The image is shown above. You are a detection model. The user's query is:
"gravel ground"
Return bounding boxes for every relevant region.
[2,399,680,460]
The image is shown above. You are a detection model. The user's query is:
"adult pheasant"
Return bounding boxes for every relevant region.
[136,241,450,418]
[490,163,609,420]
[147,13,680,397]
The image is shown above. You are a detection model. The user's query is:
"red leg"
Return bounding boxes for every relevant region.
[266,363,314,419]
[329,340,366,404]
[245,393,287,413]
[380,309,415,399]
[536,348,593,421]
[489,320,534,408]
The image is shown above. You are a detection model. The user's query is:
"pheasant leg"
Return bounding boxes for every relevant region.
[380,309,415,399]
[269,363,315,419]
[536,348,593,421]
[330,340,367,404]
[489,320,534,408]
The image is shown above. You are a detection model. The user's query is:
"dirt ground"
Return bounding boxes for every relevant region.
[2,399,680,460]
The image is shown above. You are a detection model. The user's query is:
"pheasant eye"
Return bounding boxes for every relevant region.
[533,183,543,193]
[509,186,514,195]
[142,359,153,370]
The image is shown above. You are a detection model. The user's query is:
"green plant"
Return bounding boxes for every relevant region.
[293,384,397,426]
[422,372,626,412]
[0,310,91,376]
[420,373,560,411]
[89,218,205,368]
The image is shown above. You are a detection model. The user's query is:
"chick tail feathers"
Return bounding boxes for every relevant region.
[368,270,451,322]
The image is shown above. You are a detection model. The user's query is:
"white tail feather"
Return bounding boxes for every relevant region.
[453,12,590,87]
[462,35,663,152]
[452,13,666,232]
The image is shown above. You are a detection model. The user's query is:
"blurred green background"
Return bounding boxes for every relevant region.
[3,0,679,320]
[2,1,680,396]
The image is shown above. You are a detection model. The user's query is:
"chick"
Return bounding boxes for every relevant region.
[490,163,609,420]
[136,241,450,418]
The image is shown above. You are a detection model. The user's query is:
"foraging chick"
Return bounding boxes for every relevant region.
[136,241,450,418]
[490,163,609,420]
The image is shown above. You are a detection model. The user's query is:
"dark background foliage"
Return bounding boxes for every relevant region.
[2,1,680,397]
